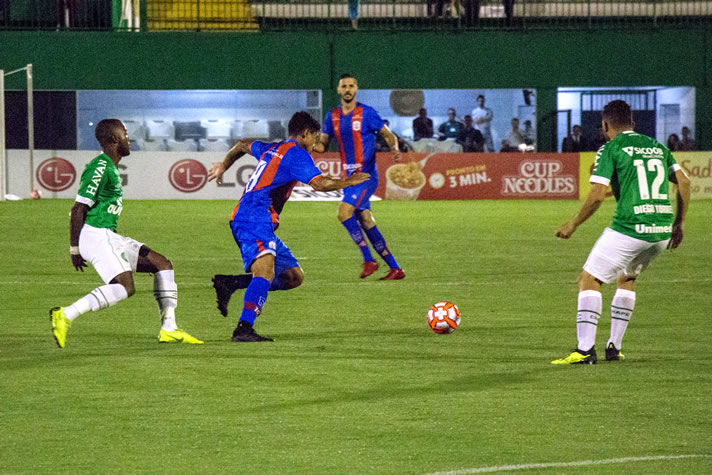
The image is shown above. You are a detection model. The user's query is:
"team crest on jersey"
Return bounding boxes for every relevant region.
[352,121,361,131]
[269,241,276,250]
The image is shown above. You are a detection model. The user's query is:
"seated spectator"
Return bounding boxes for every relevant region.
[412,108,434,141]
[377,120,410,153]
[562,124,588,152]
[502,118,524,150]
[437,108,464,141]
[457,115,485,152]
[500,139,519,153]
[679,126,696,151]
[522,120,536,146]
[667,133,681,151]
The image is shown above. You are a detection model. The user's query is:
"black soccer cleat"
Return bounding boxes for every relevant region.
[605,342,625,361]
[212,274,252,317]
[231,320,274,342]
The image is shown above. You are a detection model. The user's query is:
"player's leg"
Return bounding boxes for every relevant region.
[51,227,134,348]
[338,194,378,277]
[136,245,202,344]
[606,238,668,361]
[357,208,404,280]
[232,253,275,342]
[270,238,304,290]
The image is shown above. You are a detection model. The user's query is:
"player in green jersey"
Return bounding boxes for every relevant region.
[49,119,203,347]
[552,100,690,365]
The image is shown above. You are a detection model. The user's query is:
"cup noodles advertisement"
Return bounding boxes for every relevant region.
[315,153,579,200]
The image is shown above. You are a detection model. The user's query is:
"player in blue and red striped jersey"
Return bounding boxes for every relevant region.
[314,73,405,280]
[207,111,369,342]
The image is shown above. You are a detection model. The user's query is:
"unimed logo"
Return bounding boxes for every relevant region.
[36,157,76,191]
[169,159,208,193]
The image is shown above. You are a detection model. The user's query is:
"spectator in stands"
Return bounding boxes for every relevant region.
[428,0,445,17]
[589,126,606,151]
[377,120,410,153]
[667,133,681,151]
[503,0,515,26]
[412,108,434,141]
[437,108,464,141]
[457,115,485,152]
[522,119,536,146]
[500,139,518,153]
[503,118,524,151]
[472,95,494,152]
[679,126,696,151]
[562,124,588,152]
[348,0,359,29]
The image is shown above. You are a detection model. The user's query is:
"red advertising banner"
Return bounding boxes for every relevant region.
[313,153,580,200]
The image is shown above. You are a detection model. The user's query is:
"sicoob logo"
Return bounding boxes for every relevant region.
[36,157,76,191]
[169,159,208,193]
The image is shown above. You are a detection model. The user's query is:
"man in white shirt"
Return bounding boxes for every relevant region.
[472,94,494,152]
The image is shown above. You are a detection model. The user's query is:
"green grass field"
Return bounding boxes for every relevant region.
[1,199,710,474]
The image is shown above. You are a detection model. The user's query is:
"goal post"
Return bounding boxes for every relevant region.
[0,63,34,201]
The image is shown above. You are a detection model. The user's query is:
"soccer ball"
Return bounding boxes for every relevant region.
[427,301,460,334]
[30,189,42,200]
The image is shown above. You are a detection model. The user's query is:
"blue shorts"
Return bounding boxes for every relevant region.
[230,220,300,274]
[342,174,378,210]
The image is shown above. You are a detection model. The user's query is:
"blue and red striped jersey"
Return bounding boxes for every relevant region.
[231,140,322,226]
[322,102,385,178]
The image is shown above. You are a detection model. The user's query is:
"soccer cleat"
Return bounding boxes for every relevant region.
[380,268,405,280]
[605,342,625,361]
[551,347,597,365]
[158,329,204,344]
[360,261,379,278]
[212,274,252,317]
[231,321,274,342]
[49,307,70,348]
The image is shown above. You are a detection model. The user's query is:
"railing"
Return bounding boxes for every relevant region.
[1,0,711,32]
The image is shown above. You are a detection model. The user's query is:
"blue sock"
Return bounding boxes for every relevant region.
[239,276,270,325]
[365,226,400,269]
[342,216,374,262]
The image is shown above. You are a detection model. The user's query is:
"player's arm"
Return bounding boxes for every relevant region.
[312,132,330,154]
[309,172,370,192]
[208,139,253,183]
[556,183,607,239]
[69,202,89,271]
[669,168,691,249]
[379,125,401,162]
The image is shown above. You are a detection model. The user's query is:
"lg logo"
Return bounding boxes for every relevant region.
[168,159,208,193]
[36,157,76,191]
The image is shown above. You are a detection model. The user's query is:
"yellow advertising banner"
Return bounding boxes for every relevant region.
[676,152,712,200]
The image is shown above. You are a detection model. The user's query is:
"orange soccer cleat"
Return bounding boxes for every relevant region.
[360,261,379,278]
[380,268,405,280]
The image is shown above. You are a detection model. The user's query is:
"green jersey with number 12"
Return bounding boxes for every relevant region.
[75,153,123,231]
[591,131,680,242]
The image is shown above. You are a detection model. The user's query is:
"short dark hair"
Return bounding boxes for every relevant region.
[288,111,320,137]
[477,94,485,101]
[602,100,633,128]
[95,119,124,146]
[339,73,356,82]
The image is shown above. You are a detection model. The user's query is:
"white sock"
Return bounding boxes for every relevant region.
[608,289,635,350]
[154,270,178,332]
[576,290,602,352]
[64,284,129,321]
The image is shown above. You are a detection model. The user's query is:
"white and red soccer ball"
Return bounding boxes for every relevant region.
[30,189,42,200]
[427,301,460,334]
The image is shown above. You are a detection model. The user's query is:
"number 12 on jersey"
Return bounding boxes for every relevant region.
[633,158,667,200]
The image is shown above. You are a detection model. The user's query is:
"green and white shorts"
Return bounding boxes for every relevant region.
[78,224,143,284]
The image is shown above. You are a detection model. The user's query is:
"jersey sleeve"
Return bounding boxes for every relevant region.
[665,148,683,180]
[75,157,109,207]
[365,106,385,133]
[590,143,615,186]
[250,141,269,159]
[322,110,334,137]
[287,148,323,184]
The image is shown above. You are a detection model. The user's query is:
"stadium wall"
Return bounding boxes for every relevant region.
[0,29,710,151]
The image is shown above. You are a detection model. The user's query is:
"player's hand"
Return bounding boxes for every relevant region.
[392,150,401,163]
[208,162,226,184]
[556,221,577,239]
[72,253,87,272]
[668,222,684,249]
[348,172,370,185]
